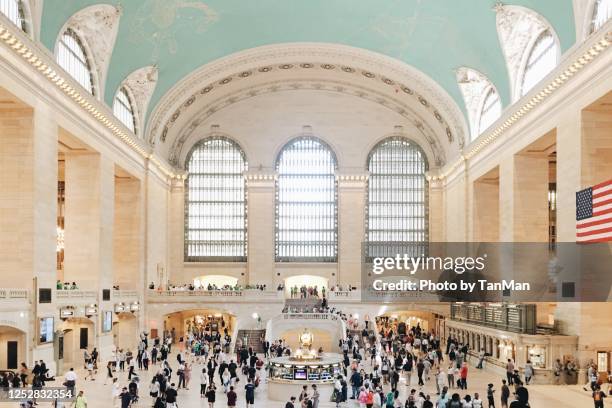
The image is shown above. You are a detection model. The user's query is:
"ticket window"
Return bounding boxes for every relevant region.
[527,346,546,369]
[597,351,609,373]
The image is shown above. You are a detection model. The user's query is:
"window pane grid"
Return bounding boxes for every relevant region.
[479,87,502,134]
[57,29,94,95]
[0,0,25,30]
[521,30,557,96]
[185,137,247,261]
[275,137,338,262]
[591,0,612,33]
[365,137,429,260]
[113,87,136,133]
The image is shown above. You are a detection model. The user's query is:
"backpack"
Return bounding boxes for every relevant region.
[385,393,394,408]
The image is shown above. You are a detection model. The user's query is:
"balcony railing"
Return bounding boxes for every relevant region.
[55,290,97,300]
[113,290,139,298]
[282,313,339,320]
[148,289,283,300]
[0,289,28,299]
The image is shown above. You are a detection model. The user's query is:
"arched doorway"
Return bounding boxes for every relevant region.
[0,326,26,370]
[164,309,235,344]
[284,275,329,298]
[112,312,138,351]
[59,317,94,368]
[378,311,435,334]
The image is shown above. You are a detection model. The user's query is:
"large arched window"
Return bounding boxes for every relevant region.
[478,87,502,134]
[0,0,26,31]
[520,30,558,96]
[275,137,338,262]
[185,137,248,261]
[365,137,428,259]
[56,28,94,95]
[113,87,137,133]
[590,0,612,33]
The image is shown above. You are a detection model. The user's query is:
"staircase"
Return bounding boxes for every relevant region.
[234,329,266,353]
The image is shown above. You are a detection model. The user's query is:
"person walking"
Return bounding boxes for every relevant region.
[104,361,114,385]
[311,384,320,408]
[245,379,255,408]
[500,380,510,408]
[459,362,468,390]
[286,396,296,408]
[206,383,217,408]
[591,384,606,408]
[523,361,534,385]
[165,383,178,408]
[73,390,87,408]
[227,385,237,408]
[201,368,209,398]
[505,360,514,385]
[64,367,77,395]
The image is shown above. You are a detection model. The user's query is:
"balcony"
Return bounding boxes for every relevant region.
[147,289,284,303]
[282,312,340,320]
[0,288,28,299]
[55,289,97,303]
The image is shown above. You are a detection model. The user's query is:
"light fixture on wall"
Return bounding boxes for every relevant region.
[56,226,65,252]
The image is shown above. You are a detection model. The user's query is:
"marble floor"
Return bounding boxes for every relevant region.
[1,351,601,408]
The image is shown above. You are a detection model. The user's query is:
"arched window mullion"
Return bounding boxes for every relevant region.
[365,137,429,260]
[0,0,26,31]
[520,30,558,97]
[113,87,137,134]
[56,28,95,95]
[275,137,338,262]
[590,0,611,33]
[185,137,248,262]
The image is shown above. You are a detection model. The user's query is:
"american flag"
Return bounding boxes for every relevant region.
[576,179,612,243]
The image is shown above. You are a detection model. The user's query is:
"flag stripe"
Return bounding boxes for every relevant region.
[576,225,612,237]
[593,179,612,190]
[593,204,612,215]
[577,214,612,229]
[576,220,612,233]
[593,196,612,205]
[593,183,612,195]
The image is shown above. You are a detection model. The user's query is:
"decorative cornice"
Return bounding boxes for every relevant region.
[0,15,180,180]
[169,78,447,168]
[336,173,369,182]
[437,25,612,181]
[147,43,468,150]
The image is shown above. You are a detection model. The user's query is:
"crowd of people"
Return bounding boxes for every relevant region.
[4,304,610,408]
[289,285,325,299]
[149,283,271,292]
[56,280,79,290]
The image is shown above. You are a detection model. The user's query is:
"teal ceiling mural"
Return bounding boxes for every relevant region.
[40,0,576,118]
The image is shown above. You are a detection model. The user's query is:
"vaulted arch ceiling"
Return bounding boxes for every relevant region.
[37,0,577,165]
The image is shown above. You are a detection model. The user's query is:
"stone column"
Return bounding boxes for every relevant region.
[113,175,142,289]
[245,172,276,287]
[63,152,114,290]
[168,178,185,285]
[337,173,367,287]
[429,178,445,242]
[513,154,549,242]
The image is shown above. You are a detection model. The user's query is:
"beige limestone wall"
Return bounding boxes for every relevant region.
[473,172,500,242]
[168,181,185,286]
[429,180,445,242]
[63,152,114,290]
[113,176,142,289]
[0,104,35,287]
[513,154,549,242]
[338,177,366,286]
[246,177,276,286]
[145,173,170,286]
